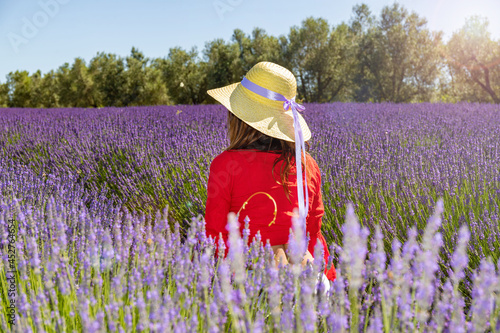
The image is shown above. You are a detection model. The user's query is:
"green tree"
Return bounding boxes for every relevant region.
[30,70,45,107]
[232,27,282,74]
[124,47,169,106]
[63,58,97,107]
[37,70,60,107]
[56,59,95,108]
[30,69,59,108]
[0,83,9,107]
[55,63,72,107]
[350,4,378,101]
[203,38,241,91]
[6,70,32,107]
[138,59,170,106]
[351,3,442,102]
[89,52,127,107]
[286,17,357,102]
[446,16,500,103]
[159,47,207,104]
[123,47,147,106]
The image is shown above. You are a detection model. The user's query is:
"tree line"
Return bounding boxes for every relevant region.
[1,3,499,108]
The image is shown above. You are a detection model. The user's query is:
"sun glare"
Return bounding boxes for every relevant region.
[425,0,500,37]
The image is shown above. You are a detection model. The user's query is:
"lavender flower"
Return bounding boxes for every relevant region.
[1,103,499,331]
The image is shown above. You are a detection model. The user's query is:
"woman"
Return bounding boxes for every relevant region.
[204,61,336,284]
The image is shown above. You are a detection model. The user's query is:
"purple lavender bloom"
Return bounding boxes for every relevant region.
[451,225,470,283]
[1,103,500,330]
[469,258,498,332]
[340,203,368,290]
[226,212,246,285]
[287,207,308,275]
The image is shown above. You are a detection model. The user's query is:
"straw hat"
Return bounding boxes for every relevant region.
[207,61,311,142]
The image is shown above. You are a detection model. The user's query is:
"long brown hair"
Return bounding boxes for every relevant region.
[225,110,311,204]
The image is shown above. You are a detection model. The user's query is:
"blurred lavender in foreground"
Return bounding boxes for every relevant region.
[1,193,499,332]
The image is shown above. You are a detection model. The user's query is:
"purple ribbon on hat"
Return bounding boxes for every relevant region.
[240,76,309,229]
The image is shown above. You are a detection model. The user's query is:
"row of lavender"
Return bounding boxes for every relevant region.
[0,174,498,331]
[1,103,499,269]
[0,103,499,330]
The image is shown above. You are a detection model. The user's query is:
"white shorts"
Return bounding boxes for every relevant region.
[316,273,331,295]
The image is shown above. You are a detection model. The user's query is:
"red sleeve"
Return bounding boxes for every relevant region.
[306,156,336,282]
[204,153,232,258]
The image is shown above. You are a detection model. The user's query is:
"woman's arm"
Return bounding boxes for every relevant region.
[249,244,312,270]
[271,245,289,267]
[283,243,314,268]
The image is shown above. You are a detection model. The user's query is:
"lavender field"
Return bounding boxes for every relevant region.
[0,103,500,332]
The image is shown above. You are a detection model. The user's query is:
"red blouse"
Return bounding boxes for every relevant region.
[204,149,336,282]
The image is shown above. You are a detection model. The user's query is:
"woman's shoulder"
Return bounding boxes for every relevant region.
[209,151,233,170]
[209,149,257,171]
[305,152,320,171]
[220,149,263,164]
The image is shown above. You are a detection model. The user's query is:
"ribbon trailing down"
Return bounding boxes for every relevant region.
[240,76,309,230]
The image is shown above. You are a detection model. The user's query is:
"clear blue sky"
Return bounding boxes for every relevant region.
[1,0,499,82]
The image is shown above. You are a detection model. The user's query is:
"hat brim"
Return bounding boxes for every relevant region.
[207,82,311,142]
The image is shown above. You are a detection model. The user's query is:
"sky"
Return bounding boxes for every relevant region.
[1,0,499,82]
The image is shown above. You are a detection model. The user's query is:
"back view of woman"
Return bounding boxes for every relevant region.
[204,62,336,283]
